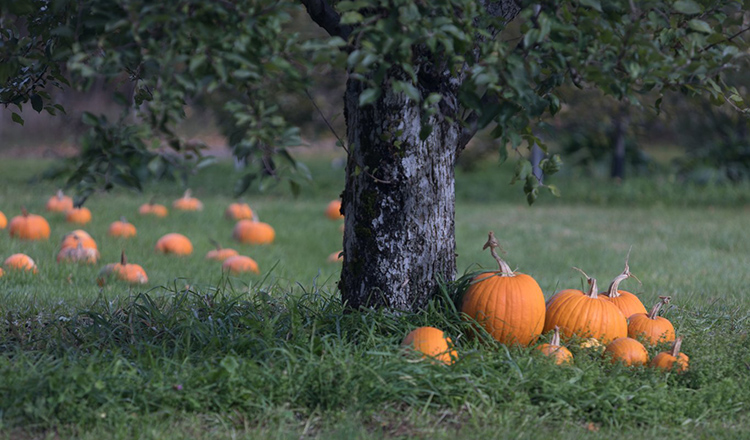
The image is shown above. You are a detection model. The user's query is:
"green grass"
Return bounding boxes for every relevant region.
[1,157,749,439]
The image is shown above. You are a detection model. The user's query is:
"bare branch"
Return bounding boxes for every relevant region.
[300,0,353,40]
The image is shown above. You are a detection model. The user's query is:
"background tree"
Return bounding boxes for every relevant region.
[2,0,749,312]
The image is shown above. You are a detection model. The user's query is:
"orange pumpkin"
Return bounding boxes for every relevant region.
[0,210,6,229]
[325,200,344,220]
[627,296,675,346]
[401,326,457,365]
[3,253,38,273]
[650,337,689,373]
[221,255,260,274]
[108,217,137,238]
[205,241,239,262]
[543,268,627,344]
[60,230,98,251]
[65,207,92,225]
[327,250,344,263]
[0,267,3,277]
[172,189,203,211]
[57,242,99,264]
[155,233,193,255]
[461,232,546,346]
[46,189,74,212]
[9,208,50,240]
[232,217,275,245]
[97,252,148,286]
[537,326,573,365]
[225,202,253,221]
[138,198,168,217]
[603,337,649,366]
[600,262,647,319]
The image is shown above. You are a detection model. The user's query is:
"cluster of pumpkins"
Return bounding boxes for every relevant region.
[0,189,288,282]
[401,232,689,373]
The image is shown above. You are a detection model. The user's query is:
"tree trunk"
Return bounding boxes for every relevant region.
[339,75,460,312]
[611,106,629,181]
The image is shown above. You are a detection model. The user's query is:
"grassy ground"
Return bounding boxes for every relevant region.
[1,156,749,439]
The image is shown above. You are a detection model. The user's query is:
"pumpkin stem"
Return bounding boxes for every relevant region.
[148,196,156,206]
[670,336,683,357]
[56,189,65,200]
[483,231,513,275]
[252,211,260,223]
[648,296,670,320]
[572,267,599,298]
[21,206,29,217]
[183,189,192,199]
[209,238,222,250]
[120,251,127,266]
[119,216,128,224]
[551,326,562,347]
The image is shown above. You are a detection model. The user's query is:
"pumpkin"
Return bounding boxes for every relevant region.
[600,261,647,319]
[401,326,457,365]
[627,296,675,346]
[327,250,344,263]
[0,267,3,277]
[108,217,137,238]
[57,242,99,264]
[225,202,253,221]
[325,200,344,220]
[205,241,239,262]
[221,255,260,274]
[603,337,649,366]
[232,217,275,245]
[537,326,573,365]
[9,207,50,240]
[543,268,627,344]
[0,210,6,229]
[172,189,203,211]
[60,230,98,251]
[650,337,689,373]
[65,207,92,225]
[138,198,168,217]
[46,189,74,212]
[3,253,38,273]
[461,232,546,346]
[97,251,148,286]
[155,233,193,255]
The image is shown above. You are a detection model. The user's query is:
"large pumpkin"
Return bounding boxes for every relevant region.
[155,233,193,255]
[9,208,50,241]
[461,232,546,346]
[627,296,675,346]
[46,189,74,212]
[401,326,457,365]
[543,269,627,344]
[232,217,275,245]
[600,262,647,319]
[97,252,148,286]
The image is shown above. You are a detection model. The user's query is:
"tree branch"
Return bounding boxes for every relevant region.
[300,0,353,40]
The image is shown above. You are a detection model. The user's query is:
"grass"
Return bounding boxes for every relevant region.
[1,156,749,439]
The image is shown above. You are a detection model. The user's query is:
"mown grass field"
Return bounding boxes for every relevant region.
[1,155,749,439]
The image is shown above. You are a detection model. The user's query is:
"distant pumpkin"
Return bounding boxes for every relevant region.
[3,253,38,273]
[60,230,98,251]
[9,208,50,241]
[232,217,275,245]
[108,217,137,238]
[65,207,92,225]
[139,199,168,217]
[205,241,239,262]
[327,250,343,263]
[222,255,260,274]
[97,252,148,286]
[401,326,457,365]
[57,242,99,264]
[155,233,193,255]
[0,210,6,229]
[46,189,74,213]
[172,189,203,211]
[325,200,344,220]
[225,202,253,221]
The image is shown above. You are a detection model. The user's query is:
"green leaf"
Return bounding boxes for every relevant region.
[11,112,24,125]
[674,0,702,14]
[359,88,381,107]
[30,94,43,113]
[688,20,712,34]
[81,112,99,126]
[546,184,561,197]
[579,0,602,12]
[234,173,256,196]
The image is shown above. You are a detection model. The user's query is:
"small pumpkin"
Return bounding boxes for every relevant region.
[138,198,168,217]
[603,337,649,366]
[543,268,627,344]
[0,210,6,229]
[325,200,344,220]
[65,207,92,225]
[206,240,239,262]
[172,189,203,211]
[221,255,260,274]
[108,217,137,238]
[57,242,99,264]
[232,216,275,245]
[225,202,253,221]
[46,189,74,213]
[600,261,647,319]
[627,296,675,346]
[155,233,193,255]
[97,251,148,286]
[537,326,573,365]
[9,207,51,241]
[327,250,344,263]
[60,230,98,251]
[650,337,689,373]
[3,253,38,273]
[401,326,457,365]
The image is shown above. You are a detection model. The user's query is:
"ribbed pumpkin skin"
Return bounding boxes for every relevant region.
[603,337,649,366]
[233,220,275,245]
[401,326,456,365]
[628,314,675,345]
[9,211,50,240]
[602,291,647,319]
[462,272,546,346]
[544,288,627,344]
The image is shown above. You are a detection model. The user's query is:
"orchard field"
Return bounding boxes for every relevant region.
[1,156,749,439]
